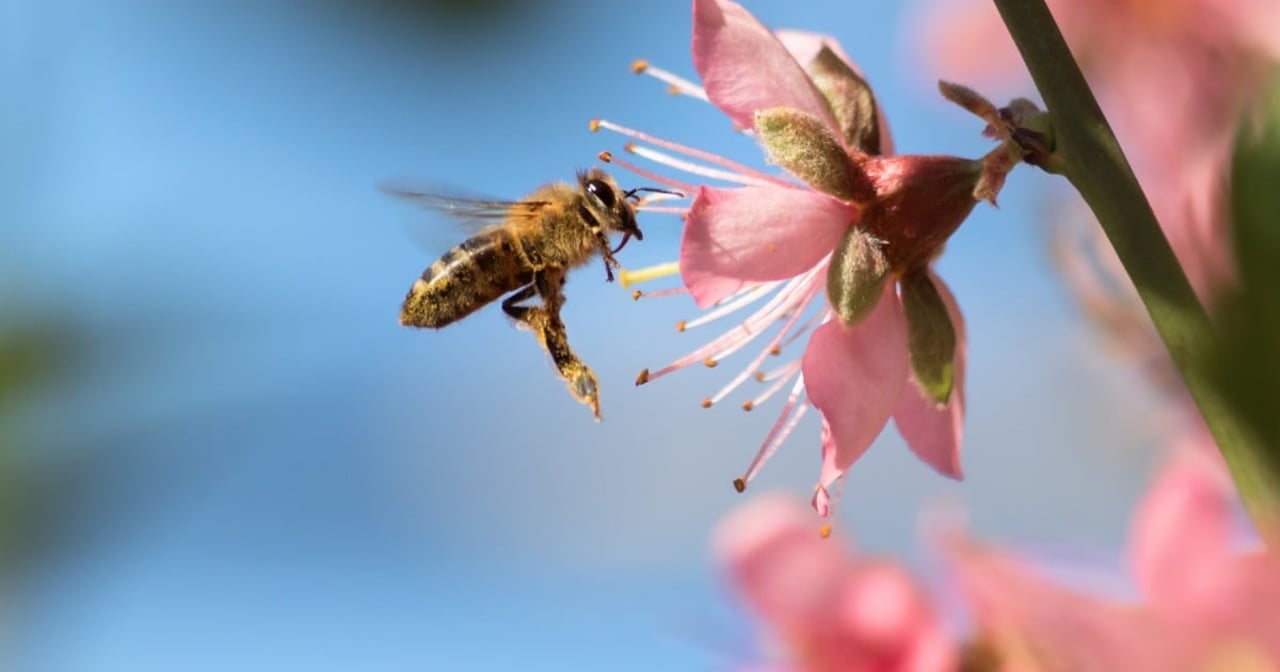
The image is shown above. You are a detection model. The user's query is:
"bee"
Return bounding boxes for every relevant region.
[387,167,677,420]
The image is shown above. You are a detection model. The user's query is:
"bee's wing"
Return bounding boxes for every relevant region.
[381,183,552,233]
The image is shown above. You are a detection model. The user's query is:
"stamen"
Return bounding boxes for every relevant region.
[747,361,803,408]
[680,282,779,330]
[635,368,651,385]
[632,61,710,101]
[618,261,680,288]
[626,143,776,187]
[599,151,696,193]
[635,205,690,215]
[630,287,688,300]
[707,285,820,406]
[640,272,815,383]
[738,384,809,487]
[778,306,828,351]
[592,119,791,187]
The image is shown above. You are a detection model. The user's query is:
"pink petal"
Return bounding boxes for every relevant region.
[838,561,928,647]
[803,288,909,480]
[692,0,838,134]
[893,272,966,479]
[941,534,1181,671]
[1129,447,1237,627]
[713,493,849,631]
[774,29,896,155]
[680,185,856,308]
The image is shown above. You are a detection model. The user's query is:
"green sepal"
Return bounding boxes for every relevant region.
[755,107,873,202]
[827,226,890,327]
[808,46,882,155]
[901,269,956,404]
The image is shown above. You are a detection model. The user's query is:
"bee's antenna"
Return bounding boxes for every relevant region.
[624,186,685,201]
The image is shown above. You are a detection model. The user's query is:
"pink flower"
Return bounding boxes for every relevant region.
[943,449,1280,670]
[595,0,1016,515]
[715,494,956,671]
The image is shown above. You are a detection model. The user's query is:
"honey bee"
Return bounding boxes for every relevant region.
[387,168,676,420]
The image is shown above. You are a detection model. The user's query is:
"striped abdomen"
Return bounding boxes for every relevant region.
[400,230,532,329]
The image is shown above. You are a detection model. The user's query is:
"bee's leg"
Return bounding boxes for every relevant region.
[595,232,620,283]
[510,270,601,420]
[500,284,539,320]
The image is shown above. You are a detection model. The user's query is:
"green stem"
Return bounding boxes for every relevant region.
[992,0,1280,540]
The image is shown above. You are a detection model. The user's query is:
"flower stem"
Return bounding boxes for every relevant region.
[992,0,1280,540]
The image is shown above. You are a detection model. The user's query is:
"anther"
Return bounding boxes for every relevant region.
[631,290,642,300]
[732,478,746,493]
[741,400,754,412]
[667,85,680,96]
[635,368,650,385]
[754,372,766,382]
[675,320,686,332]
[598,150,614,163]
[589,119,601,132]
[819,524,832,539]
[701,398,712,409]
[623,142,637,153]
[704,357,718,368]
[769,345,781,356]
[631,59,648,74]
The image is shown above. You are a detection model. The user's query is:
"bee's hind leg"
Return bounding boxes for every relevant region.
[502,273,602,421]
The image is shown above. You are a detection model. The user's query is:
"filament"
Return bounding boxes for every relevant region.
[618,262,680,288]
[593,119,791,187]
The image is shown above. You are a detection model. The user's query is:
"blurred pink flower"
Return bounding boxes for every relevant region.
[598,0,1004,516]
[943,449,1280,670]
[916,0,1280,304]
[716,494,956,672]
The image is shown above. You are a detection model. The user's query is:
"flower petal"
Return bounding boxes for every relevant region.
[893,272,966,479]
[803,288,909,479]
[1129,446,1236,627]
[692,0,838,133]
[680,185,855,308]
[775,29,896,155]
[941,534,1180,672]
[713,493,848,631]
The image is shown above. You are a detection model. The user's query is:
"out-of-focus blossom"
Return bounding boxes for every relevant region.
[943,449,1280,670]
[715,494,956,671]
[596,0,1026,515]
[915,0,1280,361]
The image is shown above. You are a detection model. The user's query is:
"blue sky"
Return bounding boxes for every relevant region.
[2,1,1165,669]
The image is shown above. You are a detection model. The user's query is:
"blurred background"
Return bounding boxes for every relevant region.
[2,1,1170,669]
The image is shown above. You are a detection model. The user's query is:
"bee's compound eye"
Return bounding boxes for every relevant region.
[586,179,616,208]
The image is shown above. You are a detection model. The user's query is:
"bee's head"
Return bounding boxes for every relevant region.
[579,168,642,243]
[578,168,683,255]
